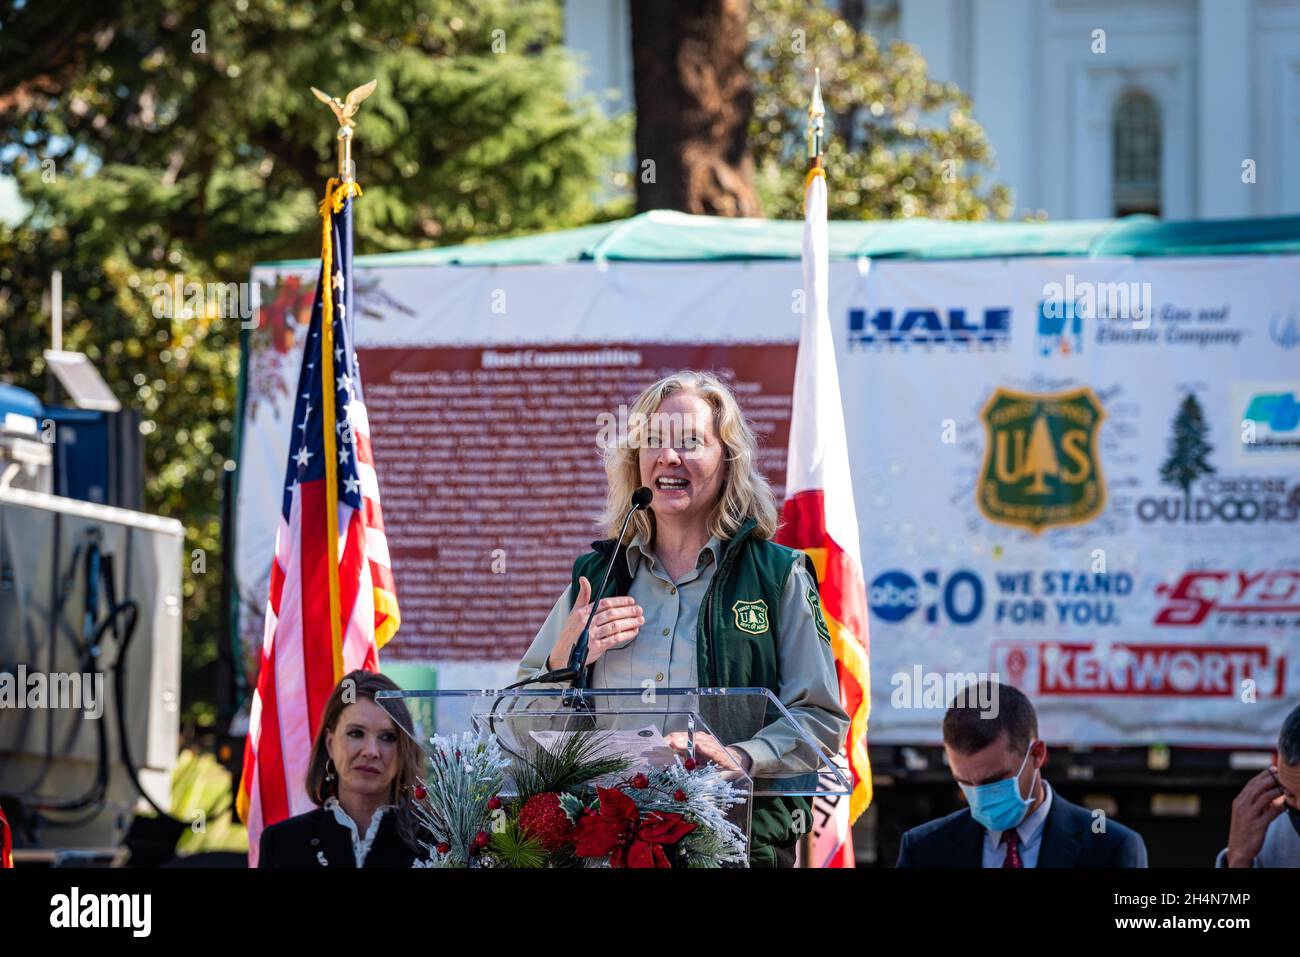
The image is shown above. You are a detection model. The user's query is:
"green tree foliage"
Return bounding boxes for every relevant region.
[748,0,1013,220]
[0,0,629,724]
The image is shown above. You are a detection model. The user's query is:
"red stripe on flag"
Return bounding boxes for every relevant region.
[362,496,386,533]
[268,558,285,617]
[252,651,290,825]
[370,559,396,593]
[354,431,375,467]
[338,507,365,636]
[299,479,337,733]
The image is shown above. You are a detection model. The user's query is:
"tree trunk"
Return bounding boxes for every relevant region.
[630,0,761,217]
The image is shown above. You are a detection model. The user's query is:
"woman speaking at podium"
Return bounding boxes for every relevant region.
[516,370,848,867]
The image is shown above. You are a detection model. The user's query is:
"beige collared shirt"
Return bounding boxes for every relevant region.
[515,534,849,776]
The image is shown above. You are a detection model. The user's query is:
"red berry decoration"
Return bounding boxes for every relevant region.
[518,792,576,852]
[413,784,427,800]
[631,773,649,790]
[674,789,687,802]
[487,795,502,811]
[683,758,697,771]
[436,842,450,854]
[474,830,491,848]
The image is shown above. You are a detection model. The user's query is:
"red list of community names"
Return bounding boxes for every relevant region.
[359,343,797,661]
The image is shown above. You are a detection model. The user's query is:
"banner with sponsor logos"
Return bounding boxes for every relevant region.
[846,256,1298,746]
[239,253,1300,747]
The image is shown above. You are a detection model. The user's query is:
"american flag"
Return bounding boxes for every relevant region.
[238,179,400,865]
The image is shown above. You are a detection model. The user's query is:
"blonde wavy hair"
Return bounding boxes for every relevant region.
[600,371,779,546]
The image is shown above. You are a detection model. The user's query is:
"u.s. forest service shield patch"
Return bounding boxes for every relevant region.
[732,600,770,635]
[977,386,1106,534]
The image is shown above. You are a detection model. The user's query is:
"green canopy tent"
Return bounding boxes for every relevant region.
[256,208,1300,270]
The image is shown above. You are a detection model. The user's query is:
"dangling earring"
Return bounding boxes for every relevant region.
[325,758,337,783]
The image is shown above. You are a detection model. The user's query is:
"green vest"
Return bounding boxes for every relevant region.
[568,517,820,868]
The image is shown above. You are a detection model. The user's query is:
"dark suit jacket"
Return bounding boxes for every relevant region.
[258,807,424,868]
[895,789,1148,868]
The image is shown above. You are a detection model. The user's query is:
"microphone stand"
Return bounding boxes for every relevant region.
[490,489,649,733]
[563,495,646,711]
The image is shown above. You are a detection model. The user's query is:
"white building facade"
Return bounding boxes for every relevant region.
[565,0,1300,220]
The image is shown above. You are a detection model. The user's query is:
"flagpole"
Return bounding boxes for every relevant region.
[311,81,375,681]
[338,122,355,184]
[807,68,824,175]
[799,68,828,868]
[238,82,391,854]
[793,67,870,868]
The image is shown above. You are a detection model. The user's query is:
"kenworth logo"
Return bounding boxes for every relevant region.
[848,306,1011,348]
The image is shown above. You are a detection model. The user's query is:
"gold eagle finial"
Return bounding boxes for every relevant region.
[310,79,378,130]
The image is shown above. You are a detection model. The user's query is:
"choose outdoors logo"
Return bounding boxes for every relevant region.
[1137,390,1300,525]
[977,386,1107,533]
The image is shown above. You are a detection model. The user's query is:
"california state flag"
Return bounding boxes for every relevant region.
[776,166,873,868]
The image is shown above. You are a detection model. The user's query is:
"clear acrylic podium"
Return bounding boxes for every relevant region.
[376,687,851,866]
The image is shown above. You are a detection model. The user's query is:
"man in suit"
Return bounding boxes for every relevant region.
[1216,702,1300,867]
[897,680,1147,868]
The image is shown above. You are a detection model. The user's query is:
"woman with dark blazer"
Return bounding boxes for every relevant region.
[258,670,427,868]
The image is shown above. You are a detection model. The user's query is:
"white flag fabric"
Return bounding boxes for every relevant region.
[776,169,874,868]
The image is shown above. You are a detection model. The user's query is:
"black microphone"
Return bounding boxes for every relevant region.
[491,485,651,742]
[564,485,652,690]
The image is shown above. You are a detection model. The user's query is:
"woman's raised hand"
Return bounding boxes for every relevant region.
[546,576,645,670]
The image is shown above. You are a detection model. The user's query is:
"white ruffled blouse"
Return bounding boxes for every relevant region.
[323,797,394,867]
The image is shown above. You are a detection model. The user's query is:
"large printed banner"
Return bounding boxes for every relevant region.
[240,255,1300,746]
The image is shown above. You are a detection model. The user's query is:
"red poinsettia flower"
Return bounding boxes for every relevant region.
[570,787,696,868]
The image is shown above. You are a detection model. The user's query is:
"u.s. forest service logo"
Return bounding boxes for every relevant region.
[732,600,770,635]
[977,386,1107,534]
[806,585,832,645]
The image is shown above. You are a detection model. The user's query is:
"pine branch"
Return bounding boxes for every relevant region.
[488,819,547,869]
[513,728,631,802]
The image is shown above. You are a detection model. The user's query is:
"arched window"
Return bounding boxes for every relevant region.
[1112,90,1162,217]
